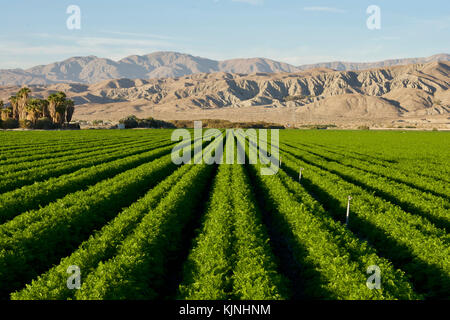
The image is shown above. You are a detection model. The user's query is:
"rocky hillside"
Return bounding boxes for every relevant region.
[1,52,448,86]
[0,52,298,86]
[297,53,450,71]
[0,61,448,125]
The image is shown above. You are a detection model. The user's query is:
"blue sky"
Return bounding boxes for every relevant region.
[1,0,449,69]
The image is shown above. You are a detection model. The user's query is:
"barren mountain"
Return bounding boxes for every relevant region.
[297,54,450,71]
[0,52,448,86]
[0,52,298,86]
[1,60,448,128]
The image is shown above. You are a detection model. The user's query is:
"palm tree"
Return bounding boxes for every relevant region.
[25,98,46,124]
[55,104,66,124]
[65,100,75,123]
[17,87,31,121]
[48,93,63,123]
[8,96,19,120]
[1,107,13,121]
[48,92,69,124]
[17,87,31,100]
[39,99,50,118]
[0,100,9,121]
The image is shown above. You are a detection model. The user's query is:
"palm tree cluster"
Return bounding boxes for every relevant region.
[0,87,75,126]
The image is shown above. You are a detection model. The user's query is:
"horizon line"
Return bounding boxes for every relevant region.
[2,51,449,71]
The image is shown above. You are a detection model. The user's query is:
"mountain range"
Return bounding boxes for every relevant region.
[0,52,449,86]
[1,59,448,128]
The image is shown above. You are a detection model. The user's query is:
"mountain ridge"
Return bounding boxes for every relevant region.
[1,52,449,86]
[1,60,448,128]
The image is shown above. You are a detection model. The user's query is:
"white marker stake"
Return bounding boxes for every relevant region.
[346,196,353,226]
[299,167,304,182]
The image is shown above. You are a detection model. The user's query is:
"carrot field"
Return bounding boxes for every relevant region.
[0,129,448,300]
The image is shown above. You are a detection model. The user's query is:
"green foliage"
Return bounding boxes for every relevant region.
[34,117,56,129]
[0,149,178,297]
[0,139,175,223]
[119,115,139,128]
[279,131,450,298]
[178,163,287,300]
[298,124,337,130]
[0,118,19,129]
[74,163,215,299]
[0,129,448,300]
[170,119,284,129]
[178,164,235,300]
[2,89,74,128]
[118,115,176,129]
[12,164,193,300]
[0,135,173,194]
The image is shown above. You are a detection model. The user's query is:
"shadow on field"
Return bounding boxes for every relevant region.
[288,142,450,203]
[281,160,450,299]
[161,164,219,300]
[244,163,337,300]
[283,146,450,234]
[0,162,178,300]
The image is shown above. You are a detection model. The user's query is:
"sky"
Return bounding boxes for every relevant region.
[0,0,449,69]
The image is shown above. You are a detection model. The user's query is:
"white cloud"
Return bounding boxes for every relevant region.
[31,34,172,48]
[0,33,177,69]
[99,30,178,41]
[231,0,264,5]
[303,7,346,13]
[74,36,170,48]
[0,43,83,56]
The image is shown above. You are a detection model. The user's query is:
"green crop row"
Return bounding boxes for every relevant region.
[0,141,176,224]
[0,132,211,227]
[282,143,450,232]
[0,136,147,166]
[0,134,141,160]
[178,164,235,299]
[73,163,215,299]
[0,139,174,194]
[0,135,113,155]
[0,133,168,180]
[286,140,449,198]
[229,164,288,299]
[255,167,421,298]
[0,134,167,173]
[69,134,223,299]
[179,162,287,300]
[0,130,170,161]
[238,132,420,299]
[280,131,450,183]
[280,146,450,298]
[0,152,178,298]
[11,164,194,300]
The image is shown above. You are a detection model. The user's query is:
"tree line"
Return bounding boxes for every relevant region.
[0,87,75,129]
